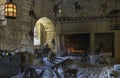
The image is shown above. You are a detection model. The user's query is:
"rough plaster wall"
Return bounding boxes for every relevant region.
[0,0,54,53]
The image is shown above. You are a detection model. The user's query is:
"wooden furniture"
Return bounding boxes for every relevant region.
[23,67,38,78]
[65,69,78,78]
[0,55,21,78]
[22,57,70,78]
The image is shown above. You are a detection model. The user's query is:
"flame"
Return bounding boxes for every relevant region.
[67,47,85,53]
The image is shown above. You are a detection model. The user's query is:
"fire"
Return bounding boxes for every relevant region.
[67,47,85,53]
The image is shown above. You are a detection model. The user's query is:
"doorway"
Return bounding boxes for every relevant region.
[34,17,56,49]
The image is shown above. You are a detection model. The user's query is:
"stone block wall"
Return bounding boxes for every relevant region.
[0,0,54,53]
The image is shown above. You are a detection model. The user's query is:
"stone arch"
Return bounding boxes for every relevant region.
[34,17,56,50]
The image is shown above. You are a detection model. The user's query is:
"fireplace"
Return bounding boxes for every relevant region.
[63,33,90,56]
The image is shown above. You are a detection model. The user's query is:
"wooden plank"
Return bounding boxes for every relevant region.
[53,70,62,78]
[48,69,53,78]
[38,69,45,77]
[21,57,70,78]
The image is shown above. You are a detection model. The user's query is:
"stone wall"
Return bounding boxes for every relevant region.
[55,0,120,62]
[0,0,120,62]
[56,20,120,62]
[0,0,54,53]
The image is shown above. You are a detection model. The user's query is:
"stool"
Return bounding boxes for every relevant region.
[65,69,78,78]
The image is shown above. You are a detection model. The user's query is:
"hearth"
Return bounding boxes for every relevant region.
[63,33,90,56]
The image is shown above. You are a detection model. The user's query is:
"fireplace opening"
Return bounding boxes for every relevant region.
[64,33,90,56]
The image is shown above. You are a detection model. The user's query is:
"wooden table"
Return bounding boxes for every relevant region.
[21,57,70,78]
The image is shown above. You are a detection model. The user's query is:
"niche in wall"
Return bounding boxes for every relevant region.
[95,33,114,57]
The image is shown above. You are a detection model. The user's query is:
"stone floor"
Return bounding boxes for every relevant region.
[10,56,115,78]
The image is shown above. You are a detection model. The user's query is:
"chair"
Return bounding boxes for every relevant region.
[65,68,78,78]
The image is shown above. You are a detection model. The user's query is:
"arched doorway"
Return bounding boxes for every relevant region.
[34,17,56,52]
